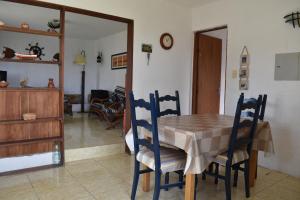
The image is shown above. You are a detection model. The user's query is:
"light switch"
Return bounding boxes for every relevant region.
[232,68,238,79]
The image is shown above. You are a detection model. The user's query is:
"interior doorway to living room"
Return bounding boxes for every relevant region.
[63,12,128,161]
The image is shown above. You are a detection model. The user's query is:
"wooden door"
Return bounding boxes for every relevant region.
[193,33,222,114]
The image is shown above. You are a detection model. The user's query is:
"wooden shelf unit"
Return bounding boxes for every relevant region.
[0,25,61,37]
[0,58,60,65]
[0,6,65,173]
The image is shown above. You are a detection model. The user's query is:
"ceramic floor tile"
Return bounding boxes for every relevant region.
[64,113,123,150]
[1,153,300,200]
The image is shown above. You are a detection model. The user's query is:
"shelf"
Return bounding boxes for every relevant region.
[0,87,60,92]
[0,117,63,125]
[0,25,61,37]
[0,136,63,147]
[0,58,60,65]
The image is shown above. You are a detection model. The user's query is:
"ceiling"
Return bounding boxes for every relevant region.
[165,0,221,7]
[0,1,127,40]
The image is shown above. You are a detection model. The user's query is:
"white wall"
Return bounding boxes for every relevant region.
[203,28,227,114]
[0,0,193,172]
[192,0,300,177]
[95,30,127,91]
[42,0,193,116]
[0,32,98,111]
[64,37,98,111]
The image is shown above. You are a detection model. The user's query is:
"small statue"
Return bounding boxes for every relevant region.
[20,78,28,88]
[48,78,55,88]
[2,47,15,59]
[53,53,59,62]
[20,22,29,29]
[48,19,60,32]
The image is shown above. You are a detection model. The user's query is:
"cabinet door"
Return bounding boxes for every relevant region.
[0,91,25,120]
[28,90,60,118]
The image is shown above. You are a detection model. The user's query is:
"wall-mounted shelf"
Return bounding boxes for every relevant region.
[0,87,60,92]
[0,117,63,125]
[0,25,61,37]
[0,58,60,65]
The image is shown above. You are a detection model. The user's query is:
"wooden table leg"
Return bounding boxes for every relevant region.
[185,174,195,200]
[249,150,258,187]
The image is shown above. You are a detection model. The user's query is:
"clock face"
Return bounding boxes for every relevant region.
[160,33,173,50]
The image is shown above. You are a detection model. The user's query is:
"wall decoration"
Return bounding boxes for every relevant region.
[53,53,59,62]
[284,11,300,28]
[48,78,55,88]
[239,79,248,90]
[20,78,29,88]
[20,22,29,29]
[0,81,8,88]
[25,42,45,60]
[239,46,249,90]
[160,33,174,50]
[239,66,249,79]
[111,52,127,70]
[48,19,60,32]
[2,47,15,58]
[142,44,152,65]
[97,52,102,64]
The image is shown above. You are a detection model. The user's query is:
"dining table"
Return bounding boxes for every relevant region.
[138,114,274,200]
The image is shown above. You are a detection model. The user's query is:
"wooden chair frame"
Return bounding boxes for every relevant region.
[130,92,184,200]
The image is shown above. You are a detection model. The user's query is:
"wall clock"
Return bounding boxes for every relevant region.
[160,33,173,50]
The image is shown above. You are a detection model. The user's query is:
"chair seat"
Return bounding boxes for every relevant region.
[136,147,186,174]
[213,149,249,166]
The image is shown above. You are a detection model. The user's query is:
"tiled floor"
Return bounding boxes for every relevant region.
[0,153,299,200]
[64,113,123,149]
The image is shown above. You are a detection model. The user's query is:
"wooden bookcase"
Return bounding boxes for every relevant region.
[0,7,65,172]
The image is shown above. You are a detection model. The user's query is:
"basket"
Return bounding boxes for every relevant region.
[23,113,37,121]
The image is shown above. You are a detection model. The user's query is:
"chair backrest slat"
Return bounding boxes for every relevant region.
[136,119,152,132]
[155,90,181,117]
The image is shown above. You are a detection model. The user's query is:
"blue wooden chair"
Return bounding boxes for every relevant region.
[233,94,267,186]
[155,90,181,117]
[155,90,184,190]
[203,93,262,200]
[129,92,186,200]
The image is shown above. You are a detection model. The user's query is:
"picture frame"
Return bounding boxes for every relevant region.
[239,66,249,78]
[240,46,249,66]
[240,54,249,66]
[111,52,127,70]
[239,79,248,90]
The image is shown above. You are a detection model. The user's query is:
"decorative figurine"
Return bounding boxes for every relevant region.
[25,42,45,60]
[97,52,102,63]
[20,22,29,29]
[2,47,15,59]
[47,19,60,32]
[48,78,55,88]
[0,20,4,26]
[20,78,28,88]
[53,53,59,61]
[0,81,8,88]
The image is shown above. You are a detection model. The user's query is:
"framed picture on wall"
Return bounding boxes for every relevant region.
[239,66,249,78]
[239,78,248,90]
[111,52,127,70]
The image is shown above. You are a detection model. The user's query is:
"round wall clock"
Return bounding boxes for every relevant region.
[160,33,174,50]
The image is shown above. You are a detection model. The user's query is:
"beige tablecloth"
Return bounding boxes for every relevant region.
[141,114,274,174]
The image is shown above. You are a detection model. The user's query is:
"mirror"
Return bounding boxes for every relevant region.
[275,52,300,81]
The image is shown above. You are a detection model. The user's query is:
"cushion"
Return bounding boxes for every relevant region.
[136,147,186,174]
[213,149,249,166]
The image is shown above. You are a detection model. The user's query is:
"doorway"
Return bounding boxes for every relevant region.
[192,26,228,114]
